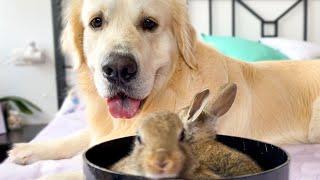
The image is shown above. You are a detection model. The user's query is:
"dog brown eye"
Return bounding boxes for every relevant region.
[142,18,158,31]
[90,17,103,29]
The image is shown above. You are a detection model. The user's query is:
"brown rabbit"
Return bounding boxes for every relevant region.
[111,112,220,179]
[179,83,262,177]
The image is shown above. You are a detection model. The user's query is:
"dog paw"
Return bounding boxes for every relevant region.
[38,172,84,180]
[8,143,43,165]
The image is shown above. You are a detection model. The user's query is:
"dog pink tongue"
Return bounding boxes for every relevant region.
[107,96,141,119]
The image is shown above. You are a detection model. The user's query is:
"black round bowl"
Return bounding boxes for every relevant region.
[83,135,290,180]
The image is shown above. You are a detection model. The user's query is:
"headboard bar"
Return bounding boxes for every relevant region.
[232,0,236,36]
[261,21,278,38]
[202,0,309,40]
[276,0,302,21]
[303,0,308,40]
[235,0,264,21]
[51,0,67,108]
[231,0,308,40]
[208,0,213,35]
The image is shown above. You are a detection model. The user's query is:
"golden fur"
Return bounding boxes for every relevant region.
[62,0,320,144]
[9,0,320,168]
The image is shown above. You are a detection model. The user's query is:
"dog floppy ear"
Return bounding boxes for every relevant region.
[208,83,237,117]
[61,0,85,70]
[172,0,197,69]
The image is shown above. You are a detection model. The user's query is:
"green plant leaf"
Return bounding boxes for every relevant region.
[0,96,42,112]
[11,100,33,115]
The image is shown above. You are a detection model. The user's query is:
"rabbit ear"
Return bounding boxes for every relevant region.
[186,89,210,122]
[209,83,237,117]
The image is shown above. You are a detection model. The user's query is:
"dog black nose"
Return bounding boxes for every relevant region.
[102,53,138,83]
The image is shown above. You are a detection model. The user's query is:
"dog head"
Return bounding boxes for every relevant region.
[61,0,196,119]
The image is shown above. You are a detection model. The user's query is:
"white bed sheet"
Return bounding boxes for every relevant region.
[0,110,86,180]
[0,108,320,180]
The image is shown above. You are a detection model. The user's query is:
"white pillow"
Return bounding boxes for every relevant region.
[259,38,320,60]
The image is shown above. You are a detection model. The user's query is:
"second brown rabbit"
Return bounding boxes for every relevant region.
[179,83,262,177]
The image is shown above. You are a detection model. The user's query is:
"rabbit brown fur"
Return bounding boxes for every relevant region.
[111,112,220,179]
[111,83,261,179]
[179,83,262,177]
[191,138,261,177]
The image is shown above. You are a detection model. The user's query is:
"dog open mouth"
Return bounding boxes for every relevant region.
[106,93,145,119]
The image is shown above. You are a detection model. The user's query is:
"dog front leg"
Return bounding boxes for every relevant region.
[308,97,320,143]
[38,171,84,180]
[8,129,90,165]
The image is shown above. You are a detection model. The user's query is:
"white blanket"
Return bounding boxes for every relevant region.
[0,111,86,180]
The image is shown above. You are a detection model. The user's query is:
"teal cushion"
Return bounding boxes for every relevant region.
[201,34,288,62]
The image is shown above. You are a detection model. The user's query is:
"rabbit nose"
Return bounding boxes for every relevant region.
[150,149,174,170]
[156,160,169,169]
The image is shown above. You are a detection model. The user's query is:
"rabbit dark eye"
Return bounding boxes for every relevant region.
[179,129,185,142]
[136,135,143,144]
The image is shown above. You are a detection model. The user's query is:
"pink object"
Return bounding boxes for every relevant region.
[107,96,141,119]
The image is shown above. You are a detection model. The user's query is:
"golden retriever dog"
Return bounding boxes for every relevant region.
[9,0,320,168]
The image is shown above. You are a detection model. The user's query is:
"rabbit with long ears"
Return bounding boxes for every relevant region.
[179,83,262,177]
[111,83,260,179]
[111,112,220,179]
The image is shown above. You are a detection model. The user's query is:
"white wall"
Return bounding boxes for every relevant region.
[189,0,320,44]
[0,0,57,124]
[0,0,318,124]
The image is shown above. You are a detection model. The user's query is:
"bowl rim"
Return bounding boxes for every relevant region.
[214,135,291,179]
[83,135,291,179]
[83,136,148,178]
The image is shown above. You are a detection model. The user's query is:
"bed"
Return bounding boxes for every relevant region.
[1,0,320,179]
[0,92,320,179]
